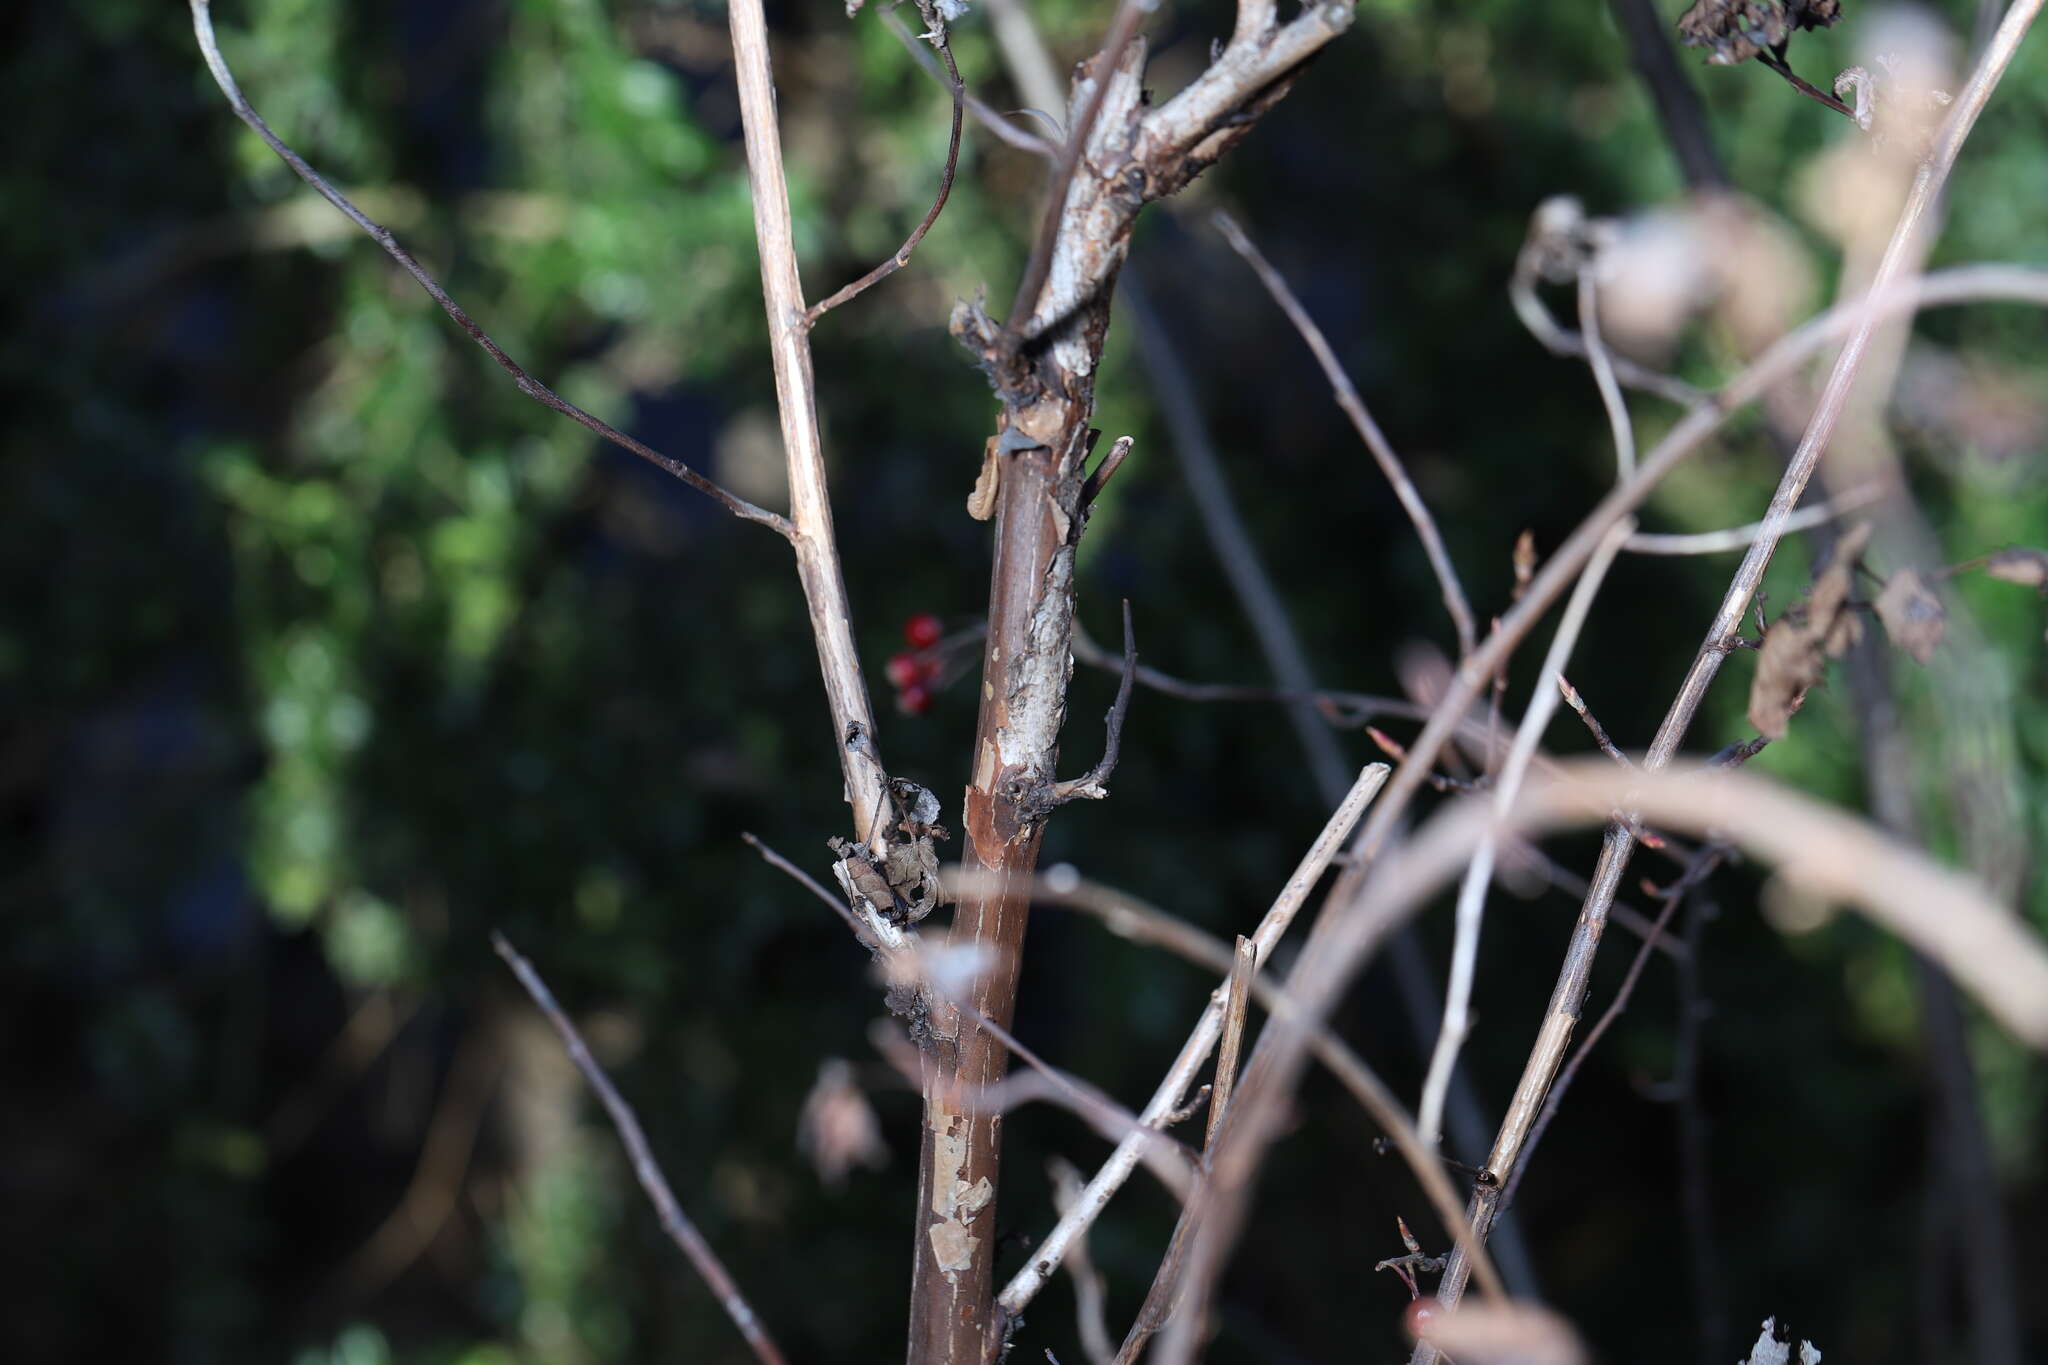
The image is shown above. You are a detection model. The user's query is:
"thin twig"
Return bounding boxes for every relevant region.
[804,32,966,326]
[741,830,909,955]
[884,7,1056,157]
[187,0,788,535]
[954,1004,1200,1200]
[1046,601,1137,805]
[948,861,1505,1319]
[491,932,789,1365]
[1215,210,1478,658]
[1578,268,1636,479]
[1497,845,1729,1213]
[1757,50,1859,119]
[1416,519,1634,1148]
[995,763,1395,1318]
[1510,247,1707,409]
[1623,481,1890,554]
[1557,676,1631,766]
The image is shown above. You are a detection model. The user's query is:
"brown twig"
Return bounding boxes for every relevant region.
[1215,210,1478,658]
[1757,49,1859,119]
[1048,1159,1116,1365]
[805,26,967,326]
[884,7,1056,158]
[1045,602,1137,807]
[491,932,790,1365]
[187,0,788,536]
[1497,845,1732,1212]
[1557,676,1631,766]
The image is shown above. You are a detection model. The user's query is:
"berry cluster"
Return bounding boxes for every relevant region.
[885,613,947,715]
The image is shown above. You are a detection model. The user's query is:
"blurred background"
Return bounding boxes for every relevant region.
[5,0,2046,1361]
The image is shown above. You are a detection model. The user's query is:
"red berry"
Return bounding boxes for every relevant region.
[903,613,944,650]
[897,682,932,716]
[885,652,921,690]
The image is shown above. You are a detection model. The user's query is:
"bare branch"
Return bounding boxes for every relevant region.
[1168,757,2048,1365]
[885,7,1055,158]
[994,763,1393,1318]
[1417,519,1633,1148]
[1556,677,1632,767]
[727,0,896,851]
[1215,210,1478,658]
[1623,481,1891,554]
[1497,846,1732,1213]
[805,31,967,326]
[951,859,1506,1316]
[187,0,789,535]
[491,933,789,1365]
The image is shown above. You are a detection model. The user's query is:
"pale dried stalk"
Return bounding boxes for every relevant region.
[1415,3,2046,1336]
[727,0,894,851]
[994,762,1390,1317]
[1577,269,1636,479]
[1415,518,1634,1149]
[1623,481,1888,554]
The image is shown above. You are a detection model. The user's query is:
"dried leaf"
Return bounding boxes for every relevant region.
[967,436,1000,521]
[798,1059,888,1187]
[1677,0,1841,66]
[1874,569,1946,663]
[1747,524,1870,739]
[1981,547,2048,591]
[1512,529,1536,599]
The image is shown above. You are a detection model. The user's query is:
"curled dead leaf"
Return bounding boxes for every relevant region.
[1874,569,1945,664]
[1746,523,1870,740]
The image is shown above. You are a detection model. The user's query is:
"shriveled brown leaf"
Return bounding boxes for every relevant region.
[1981,547,2048,591]
[798,1058,889,1187]
[1875,569,1946,664]
[1747,523,1870,739]
[1678,0,1842,66]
